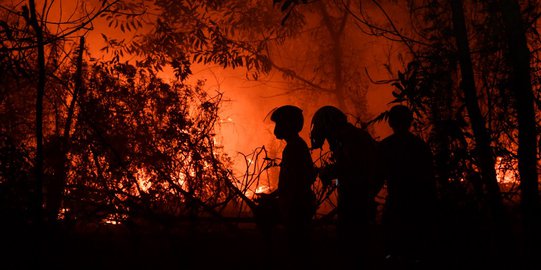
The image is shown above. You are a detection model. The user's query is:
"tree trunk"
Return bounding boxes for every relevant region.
[318,1,348,111]
[498,0,541,265]
[45,37,85,224]
[449,0,505,222]
[29,0,45,228]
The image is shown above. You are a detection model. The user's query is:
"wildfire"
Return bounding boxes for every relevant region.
[220,117,234,123]
[176,172,187,188]
[102,213,128,225]
[57,208,70,220]
[135,167,152,193]
[243,184,272,199]
[255,185,271,194]
[495,157,519,184]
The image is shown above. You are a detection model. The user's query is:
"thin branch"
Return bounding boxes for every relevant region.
[3,0,120,52]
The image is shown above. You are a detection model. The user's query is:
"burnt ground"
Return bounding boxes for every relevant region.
[1,220,534,270]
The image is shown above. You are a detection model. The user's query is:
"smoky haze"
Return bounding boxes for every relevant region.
[61,0,411,179]
[2,1,541,269]
[3,0,413,197]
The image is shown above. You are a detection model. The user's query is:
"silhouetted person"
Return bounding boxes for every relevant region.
[378,105,438,268]
[269,105,317,268]
[310,105,381,269]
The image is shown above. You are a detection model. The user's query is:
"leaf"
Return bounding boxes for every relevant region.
[407,60,418,70]
[281,0,293,11]
[281,10,292,26]
[398,71,405,82]
[391,82,403,91]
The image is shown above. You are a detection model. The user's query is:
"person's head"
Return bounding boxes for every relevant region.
[310,106,347,149]
[388,105,413,133]
[270,105,304,140]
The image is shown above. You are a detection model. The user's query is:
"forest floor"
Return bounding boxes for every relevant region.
[1,219,534,270]
[4,221,350,270]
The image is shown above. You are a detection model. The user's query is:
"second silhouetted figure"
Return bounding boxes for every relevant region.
[310,105,381,268]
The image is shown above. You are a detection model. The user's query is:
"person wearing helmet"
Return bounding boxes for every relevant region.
[268,105,317,268]
[310,105,381,268]
[378,104,438,268]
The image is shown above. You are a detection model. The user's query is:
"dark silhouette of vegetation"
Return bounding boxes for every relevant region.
[0,0,540,269]
[343,0,541,268]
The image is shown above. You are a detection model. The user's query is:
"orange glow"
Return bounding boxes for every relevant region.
[22,0,464,221]
[255,185,271,194]
[243,184,272,199]
[77,1,403,169]
[135,167,152,193]
[102,213,128,225]
[57,208,70,220]
[495,157,519,184]
[175,172,187,188]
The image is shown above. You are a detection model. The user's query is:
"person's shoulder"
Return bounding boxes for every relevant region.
[347,123,365,133]
[298,137,310,150]
[377,136,392,152]
[380,133,397,144]
[296,135,309,145]
[287,136,310,150]
[346,123,374,141]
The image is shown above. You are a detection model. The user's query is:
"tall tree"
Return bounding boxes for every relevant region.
[27,0,46,227]
[0,0,130,226]
[498,0,541,263]
[450,0,505,222]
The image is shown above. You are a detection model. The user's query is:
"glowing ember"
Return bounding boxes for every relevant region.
[101,214,128,225]
[220,117,234,123]
[255,185,271,194]
[176,172,187,187]
[57,208,70,220]
[243,185,273,199]
[103,219,120,225]
[495,157,519,184]
[135,167,152,192]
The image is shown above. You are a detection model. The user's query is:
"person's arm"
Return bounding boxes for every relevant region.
[317,160,338,187]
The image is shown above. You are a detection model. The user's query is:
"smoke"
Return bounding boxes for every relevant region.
[76,0,410,178]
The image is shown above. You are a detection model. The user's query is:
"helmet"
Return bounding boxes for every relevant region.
[270,105,304,133]
[310,106,347,149]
